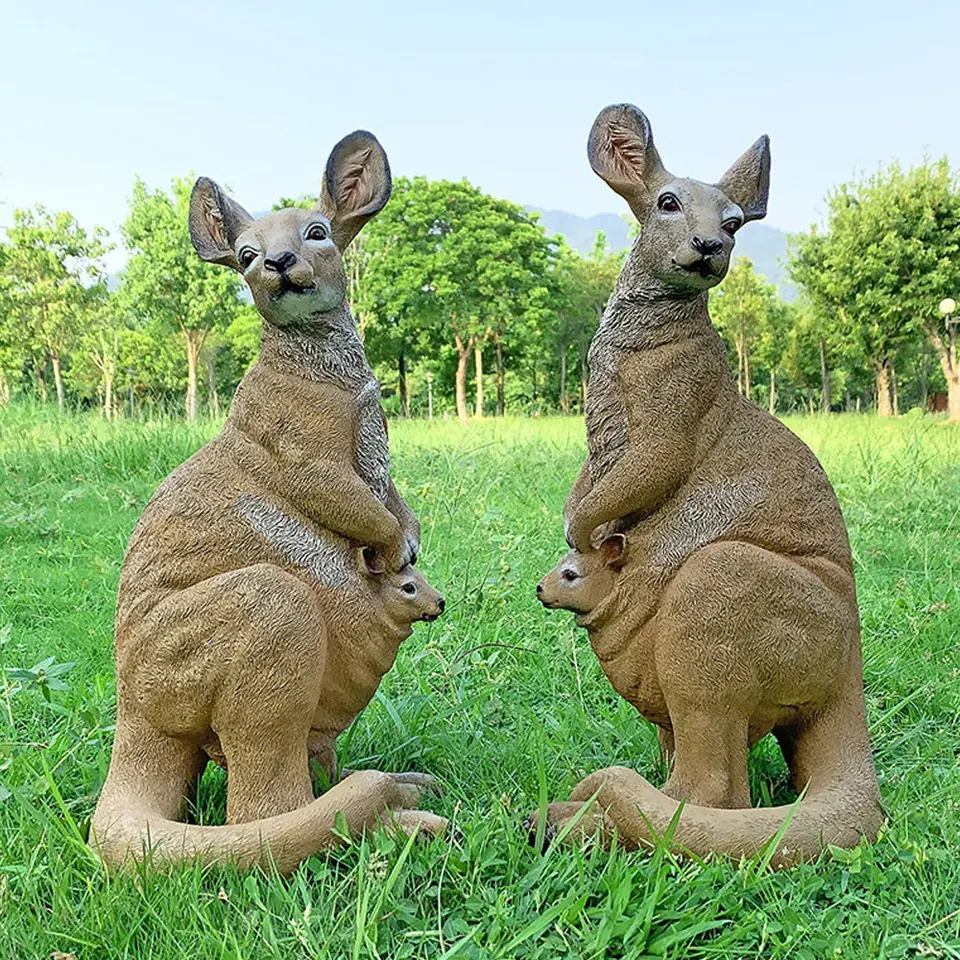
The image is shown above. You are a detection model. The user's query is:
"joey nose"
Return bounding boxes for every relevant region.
[691,236,723,256]
[536,583,543,596]
[264,251,297,273]
[437,597,445,613]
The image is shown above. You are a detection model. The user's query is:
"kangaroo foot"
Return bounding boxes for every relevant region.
[523,801,612,850]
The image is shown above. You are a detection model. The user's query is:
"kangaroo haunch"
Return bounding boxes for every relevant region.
[531,103,883,867]
[90,131,448,874]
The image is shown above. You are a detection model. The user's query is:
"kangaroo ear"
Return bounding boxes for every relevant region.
[717,136,770,223]
[598,533,628,569]
[188,177,255,270]
[587,104,669,220]
[320,130,392,250]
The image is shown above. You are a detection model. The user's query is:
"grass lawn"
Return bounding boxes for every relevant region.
[0,404,958,959]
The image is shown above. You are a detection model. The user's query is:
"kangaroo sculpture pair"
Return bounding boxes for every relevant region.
[90,106,883,875]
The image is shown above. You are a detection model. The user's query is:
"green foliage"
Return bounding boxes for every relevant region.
[0,407,958,957]
[0,205,109,407]
[120,176,246,419]
[789,158,960,415]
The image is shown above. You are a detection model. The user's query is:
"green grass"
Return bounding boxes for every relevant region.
[1,402,958,959]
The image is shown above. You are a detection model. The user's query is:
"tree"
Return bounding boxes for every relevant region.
[1,206,108,410]
[121,177,244,420]
[359,177,554,422]
[753,298,794,414]
[789,159,960,418]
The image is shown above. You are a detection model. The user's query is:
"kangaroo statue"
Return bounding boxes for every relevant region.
[90,131,448,873]
[530,104,883,867]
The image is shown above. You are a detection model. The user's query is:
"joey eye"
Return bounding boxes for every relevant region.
[560,569,579,582]
[721,219,742,236]
[402,583,417,596]
[658,193,681,213]
[305,223,329,241]
[238,248,258,269]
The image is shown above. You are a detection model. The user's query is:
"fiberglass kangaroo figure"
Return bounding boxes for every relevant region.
[530,104,883,867]
[90,131,448,874]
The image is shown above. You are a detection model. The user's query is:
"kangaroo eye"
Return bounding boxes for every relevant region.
[402,583,417,596]
[658,194,681,213]
[560,569,579,582]
[306,223,329,241]
[238,248,258,268]
[721,219,742,236]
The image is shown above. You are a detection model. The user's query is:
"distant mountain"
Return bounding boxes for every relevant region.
[528,207,795,299]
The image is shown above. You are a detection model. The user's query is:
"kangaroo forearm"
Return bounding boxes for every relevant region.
[385,480,420,547]
[563,461,593,544]
[285,465,403,550]
[568,457,680,551]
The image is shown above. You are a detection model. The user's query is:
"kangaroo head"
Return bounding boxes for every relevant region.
[188,130,391,328]
[588,104,769,297]
[537,534,627,615]
[361,549,445,625]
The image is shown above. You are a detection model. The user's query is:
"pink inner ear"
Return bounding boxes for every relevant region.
[363,547,384,575]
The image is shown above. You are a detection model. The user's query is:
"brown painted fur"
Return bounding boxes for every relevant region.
[531,105,883,866]
[90,132,447,873]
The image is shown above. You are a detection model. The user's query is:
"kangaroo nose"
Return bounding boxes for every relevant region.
[536,583,543,595]
[437,597,445,613]
[263,251,297,273]
[691,236,723,256]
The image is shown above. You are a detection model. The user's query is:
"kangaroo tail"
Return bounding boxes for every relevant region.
[89,770,411,875]
[573,765,884,868]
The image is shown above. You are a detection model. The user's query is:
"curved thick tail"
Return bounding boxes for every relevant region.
[571,764,883,867]
[89,771,441,875]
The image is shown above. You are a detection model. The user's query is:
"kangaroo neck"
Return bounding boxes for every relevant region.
[598,279,712,350]
[258,303,373,389]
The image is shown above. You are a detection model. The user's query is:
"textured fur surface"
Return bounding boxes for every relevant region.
[90,131,447,874]
[537,104,883,867]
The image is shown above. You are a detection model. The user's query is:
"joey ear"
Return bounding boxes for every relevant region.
[361,546,386,576]
[717,135,770,223]
[320,130,392,250]
[598,533,628,569]
[587,103,669,220]
[188,177,255,270]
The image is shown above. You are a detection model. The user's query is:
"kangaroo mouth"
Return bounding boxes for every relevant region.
[271,275,316,300]
[674,254,720,279]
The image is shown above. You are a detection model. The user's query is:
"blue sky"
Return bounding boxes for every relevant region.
[2,0,958,266]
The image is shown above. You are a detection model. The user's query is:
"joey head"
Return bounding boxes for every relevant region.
[536,535,626,617]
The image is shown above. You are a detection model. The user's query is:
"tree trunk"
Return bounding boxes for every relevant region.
[35,359,48,402]
[185,331,202,422]
[874,361,893,417]
[208,350,220,419]
[768,367,776,415]
[734,339,744,394]
[51,354,65,412]
[454,334,472,424]
[580,353,588,410]
[559,341,569,413]
[743,347,751,399]
[0,373,9,406]
[818,339,830,414]
[891,364,899,417]
[808,392,815,415]
[104,373,113,421]
[474,343,484,419]
[495,341,505,417]
[398,353,409,417]
[926,325,960,422]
